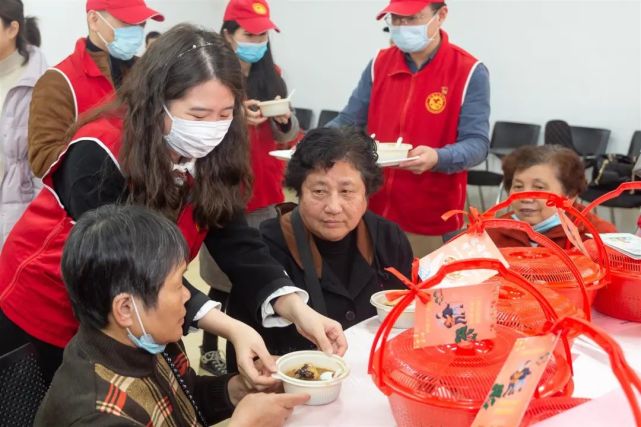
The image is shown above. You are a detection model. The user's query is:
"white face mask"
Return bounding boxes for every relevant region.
[389,13,439,53]
[163,104,233,159]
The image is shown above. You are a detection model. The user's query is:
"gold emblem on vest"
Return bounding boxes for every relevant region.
[252,3,268,14]
[425,87,448,114]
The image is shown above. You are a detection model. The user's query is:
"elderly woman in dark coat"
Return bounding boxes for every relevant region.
[232,127,413,358]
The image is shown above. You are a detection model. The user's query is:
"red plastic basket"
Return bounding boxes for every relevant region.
[581,182,641,321]
[479,191,612,314]
[521,316,641,426]
[458,216,590,333]
[369,259,574,427]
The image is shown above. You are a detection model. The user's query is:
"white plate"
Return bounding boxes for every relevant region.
[269,149,295,161]
[377,156,420,167]
[269,150,420,168]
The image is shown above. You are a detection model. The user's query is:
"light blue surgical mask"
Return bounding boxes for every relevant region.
[97,13,144,60]
[126,297,166,355]
[390,14,439,53]
[235,41,268,63]
[512,213,562,234]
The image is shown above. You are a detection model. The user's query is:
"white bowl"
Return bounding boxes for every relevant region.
[275,350,350,406]
[375,142,413,162]
[370,290,415,329]
[257,98,291,117]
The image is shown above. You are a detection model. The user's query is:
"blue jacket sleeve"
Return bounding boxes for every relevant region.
[433,63,491,174]
[325,60,373,129]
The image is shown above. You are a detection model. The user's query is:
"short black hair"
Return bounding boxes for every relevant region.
[284,127,383,197]
[62,204,189,330]
[145,30,161,45]
[430,2,446,12]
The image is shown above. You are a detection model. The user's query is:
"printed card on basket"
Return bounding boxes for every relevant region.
[417,230,508,287]
[471,334,559,427]
[599,233,641,259]
[413,282,499,348]
[413,231,505,348]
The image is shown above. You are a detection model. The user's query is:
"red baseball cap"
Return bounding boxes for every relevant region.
[86,0,164,25]
[223,0,280,34]
[376,0,439,20]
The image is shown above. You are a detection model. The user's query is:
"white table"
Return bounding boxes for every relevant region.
[286,311,641,427]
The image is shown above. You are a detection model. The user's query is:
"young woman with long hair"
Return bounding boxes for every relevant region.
[0,24,346,385]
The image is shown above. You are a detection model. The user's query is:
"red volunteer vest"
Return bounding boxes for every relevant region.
[246,121,285,212]
[52,38,115,119]
[367,31,480,235]
[0,117,207,348]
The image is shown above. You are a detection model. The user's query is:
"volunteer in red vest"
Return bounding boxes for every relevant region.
[327,0,491,257]
[0,25,346,385]
[198,0,301,376]
[27,0,163,178]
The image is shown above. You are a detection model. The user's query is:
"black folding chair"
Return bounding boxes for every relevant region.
[317,109,339,128]
[544,120,574,149]
[628,130,641,160]
[0,343,48,426]
[545,121,611,169]
[489,121,541,158]
[294,108,313,131]
[468,121,540,210]
[570,125,611,158]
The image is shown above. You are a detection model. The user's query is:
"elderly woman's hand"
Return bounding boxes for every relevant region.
[273,293,348,356]
[229,392,309,427]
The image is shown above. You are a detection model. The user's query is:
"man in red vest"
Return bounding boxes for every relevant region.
[327,1,490,257]
[27,0,164,177]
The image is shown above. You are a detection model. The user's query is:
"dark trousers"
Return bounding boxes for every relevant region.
[0,309,63,386]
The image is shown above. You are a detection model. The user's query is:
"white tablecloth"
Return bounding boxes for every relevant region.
[286,311,641,427]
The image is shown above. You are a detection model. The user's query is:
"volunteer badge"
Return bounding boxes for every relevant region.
[426,87,448,114]
[252,2,267,14]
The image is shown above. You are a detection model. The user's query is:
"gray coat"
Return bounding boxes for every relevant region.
[0,46,47,247]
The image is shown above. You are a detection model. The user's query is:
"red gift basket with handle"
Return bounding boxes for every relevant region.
[479,191,612,310]
[580,182,641,321]
[521,316,641,425]
[369,259,574,427]
[444,212,589,331]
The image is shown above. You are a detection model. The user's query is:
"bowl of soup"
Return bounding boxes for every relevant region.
[375,142,413,162]
[275,350,350,405]
[370,290,415,329]
[257,98,291,117]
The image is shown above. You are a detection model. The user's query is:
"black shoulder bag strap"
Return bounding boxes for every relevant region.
[291,207,328,315]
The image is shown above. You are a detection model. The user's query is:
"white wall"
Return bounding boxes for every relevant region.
[24,0,223,64]
[25,1,641,154]
[268,0,641,155]
[22,0,641,230]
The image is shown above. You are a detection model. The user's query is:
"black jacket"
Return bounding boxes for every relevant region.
[54,140,294,331]
[237,209,413,357]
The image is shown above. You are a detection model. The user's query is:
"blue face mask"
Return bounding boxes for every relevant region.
[512,213,562,234]
[389,14,439,53]
[235,41,268,63]
[126,297,166,355]
[97,13,144,60]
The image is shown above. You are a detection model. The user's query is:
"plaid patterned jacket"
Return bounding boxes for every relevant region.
[35,325,235,426]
